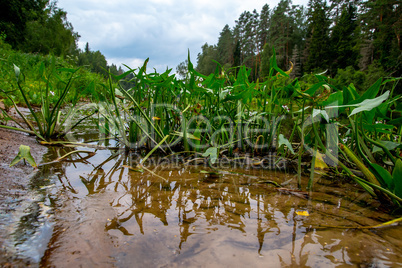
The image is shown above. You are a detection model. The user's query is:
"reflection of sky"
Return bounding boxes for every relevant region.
[44,147,402,267]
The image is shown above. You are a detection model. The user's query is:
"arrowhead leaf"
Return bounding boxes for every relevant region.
[349,91,390,117]
[278,134,295,154]
[10,145,37,168]
[202,147,218,164]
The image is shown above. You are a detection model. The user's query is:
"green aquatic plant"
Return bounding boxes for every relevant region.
[1,46,395,208]
[10,145,37,168]
[0,58,96,140]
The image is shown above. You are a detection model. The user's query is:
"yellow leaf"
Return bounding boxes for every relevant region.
[315,152,328,170]
[296,211,309,216]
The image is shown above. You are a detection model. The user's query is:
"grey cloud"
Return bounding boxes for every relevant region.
[57,0,308,72]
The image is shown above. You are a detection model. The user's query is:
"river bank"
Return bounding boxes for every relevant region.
[0,128,47,266]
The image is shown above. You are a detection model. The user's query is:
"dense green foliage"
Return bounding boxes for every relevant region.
[193,0,401,86]
[0,0,121,78]
[0,0,401,210]
[96,55,402,207]
[0,0,76,57]
[0,36,107,109]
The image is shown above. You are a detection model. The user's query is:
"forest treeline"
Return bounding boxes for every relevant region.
[0,0,122,77]
[181,0,401,88]
[1,0,401,91]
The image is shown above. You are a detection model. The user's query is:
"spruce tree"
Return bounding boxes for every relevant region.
[305,0,331,72]
[360,0,401,75]
[216,24,234,68]
[258,4,271,52]
[330,4,359,74]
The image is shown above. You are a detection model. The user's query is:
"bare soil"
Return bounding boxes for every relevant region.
[0,128,47,266]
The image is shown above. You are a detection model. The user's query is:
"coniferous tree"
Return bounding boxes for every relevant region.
[77,43,108,77]
[243,11,257,64]
[328,0,360,21]
[258,4,271,52]
[233,10,258,68]
[195,0,400,79]
[216,24,234,68]
[233,40,241,68]
[360,0,401,75]
[330,4,359,74]
[260,43,273,80]
[290,4,307,75]
[196,43,217,75]
[305,0,331,72]
[269,0,295,69]
[233,11,247,65]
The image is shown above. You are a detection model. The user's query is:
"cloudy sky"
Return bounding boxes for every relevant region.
[57,0,308,73]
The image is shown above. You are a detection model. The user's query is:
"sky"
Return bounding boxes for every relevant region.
[57,0,309,73]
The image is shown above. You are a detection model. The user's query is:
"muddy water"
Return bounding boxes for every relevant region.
[34,144,402,267]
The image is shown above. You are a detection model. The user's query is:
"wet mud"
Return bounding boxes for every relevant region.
[0,128,48,266]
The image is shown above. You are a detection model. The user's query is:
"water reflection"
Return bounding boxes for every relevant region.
[41,146,402,267]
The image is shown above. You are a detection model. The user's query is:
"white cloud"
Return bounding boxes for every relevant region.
[107,57,146,70]
[57,0,309,72]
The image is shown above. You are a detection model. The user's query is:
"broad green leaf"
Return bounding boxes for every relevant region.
[304,81,325,96]
[356,78,382,103]
[349,91,390,117]
[343,83,360,105]
[278,134,295,154]
[372,141,401,154]
[393,159,402,198]
[371,163,393,190]
[381,77,402,85]
[375,101,389,118]
[365,124,395,136]
[111,69,136,81]
[222,88,253,103]
[395,101,402,111]
[57,67,78,73]
[312,109,329,123]
[10,145,37,168]
[387,117,402,127]
[202,147,218,164]
[319,91,343,107]
[315,74,328,82]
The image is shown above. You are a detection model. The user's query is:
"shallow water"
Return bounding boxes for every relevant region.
[2,104,399,267]
[26,140,402,268]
